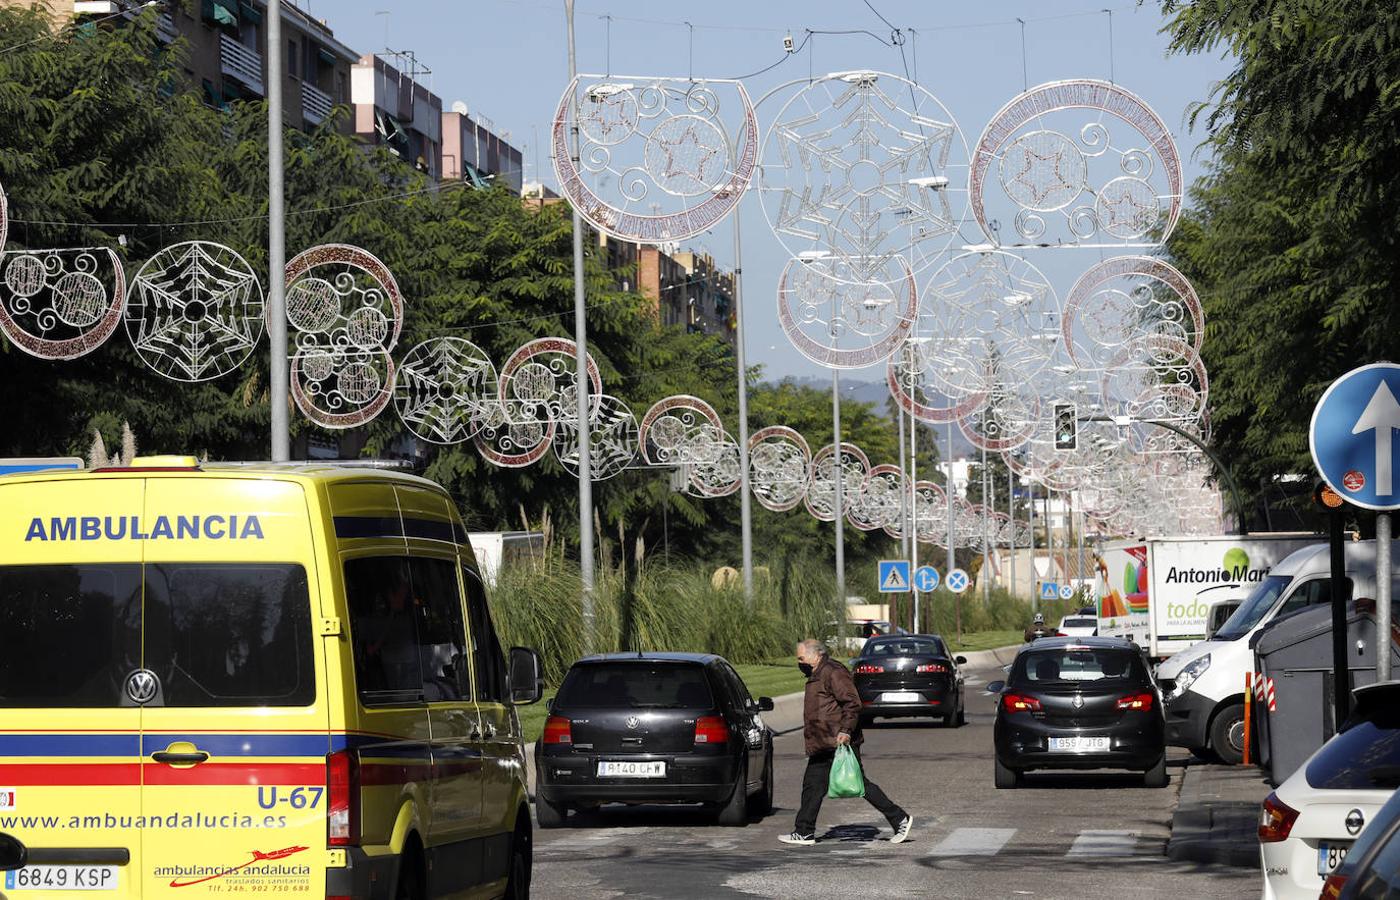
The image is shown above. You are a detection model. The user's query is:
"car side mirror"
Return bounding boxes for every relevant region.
[757,696,775,712]
[986,680,1005,694]
[507,646,543,706]
[0,832,27,871]
[955,655,968,665]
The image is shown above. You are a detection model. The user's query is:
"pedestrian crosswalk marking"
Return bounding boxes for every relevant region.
[928,827,1016,857]
[1066,830,1138,857]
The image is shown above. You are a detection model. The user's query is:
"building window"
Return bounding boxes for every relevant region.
[287,40,298,78]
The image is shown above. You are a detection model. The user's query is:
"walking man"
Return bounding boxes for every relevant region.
[779,639,913,846]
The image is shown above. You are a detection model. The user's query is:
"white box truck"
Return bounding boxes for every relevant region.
[1096,534,1321,659]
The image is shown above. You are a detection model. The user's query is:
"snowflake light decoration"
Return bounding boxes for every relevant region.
[553,393,638,481]
[393,337,498,445]
[970,80,1183,247]
[126,241,264,381]
[0,248,124,360]
[759,70,969,287]
[552,76,757,242]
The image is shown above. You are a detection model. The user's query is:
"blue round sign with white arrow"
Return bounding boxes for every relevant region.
[1310,363,1400,512]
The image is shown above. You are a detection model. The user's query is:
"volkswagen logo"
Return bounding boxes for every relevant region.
[1072,695,1085,710]
[124,669,160,705]
[1346,808,1365,836]
[625,716,640,730]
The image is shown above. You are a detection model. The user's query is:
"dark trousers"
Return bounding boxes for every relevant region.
[794,745,906,836]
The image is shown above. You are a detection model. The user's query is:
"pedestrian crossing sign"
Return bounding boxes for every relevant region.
[878,560,911,593]
[1040,582,1060,601]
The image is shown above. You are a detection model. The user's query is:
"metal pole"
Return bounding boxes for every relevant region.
[1028,476,1038,614]
[897,386,910,563]
[909,405,920,631]
[1008,466,1016,601]
[946,420,955,575]
[1328,507,1351,723]
[733,214,753,601]
[981,444,990,601]
[1046,489,1055,596]
[1378,513,1393,683]
[565,0,594,648]
[832,370,846,604]
[267,0,288,462]
[1077,498,1087,604]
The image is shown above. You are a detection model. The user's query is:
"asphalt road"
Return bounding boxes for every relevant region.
[531,660,1258,899]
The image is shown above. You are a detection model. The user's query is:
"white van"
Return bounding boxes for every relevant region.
[1155,540,1398,765]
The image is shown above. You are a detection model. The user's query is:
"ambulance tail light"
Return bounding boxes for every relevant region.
[326,750,360,847]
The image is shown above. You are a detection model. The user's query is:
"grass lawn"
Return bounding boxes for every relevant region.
[946,630,1024,653]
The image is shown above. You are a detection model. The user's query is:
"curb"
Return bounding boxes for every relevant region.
[955,644,1021,670]
[1166,802,1260,868]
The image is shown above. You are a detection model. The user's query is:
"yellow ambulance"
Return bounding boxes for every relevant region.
[0,458,543,899]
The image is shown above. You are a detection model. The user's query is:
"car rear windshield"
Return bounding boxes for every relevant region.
[555,662,715,709]
[1062,617,1097,628]
[0,562,314,708]
[864,638,944,658]
[1306,705,1400,791]
[1011,647,1146,686]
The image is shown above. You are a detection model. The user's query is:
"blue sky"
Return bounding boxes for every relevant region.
[302,0,1234,382]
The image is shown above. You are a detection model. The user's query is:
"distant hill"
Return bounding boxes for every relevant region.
[766,374,977,456]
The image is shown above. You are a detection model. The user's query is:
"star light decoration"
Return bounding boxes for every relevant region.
[759,70,969,288]
[126,241,264,381]
[284,244,404,428]
[970,79,1183,248]
[776,255,916,369]
[0,248,125,360]
[476,337,603,469]
[1061,255,1204,371]
[748,425,811,513]
[805,442,870,522]
[552,76,758,242]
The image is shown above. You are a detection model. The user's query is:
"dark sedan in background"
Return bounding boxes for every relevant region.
[852,634,967,726]
[988,636,1166,788]
[534,652,775,827]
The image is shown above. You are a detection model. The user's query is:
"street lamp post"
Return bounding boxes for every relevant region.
[267,0,288,462]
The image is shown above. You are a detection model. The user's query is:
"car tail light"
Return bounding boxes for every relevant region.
[1002,693,1042,713]
[1258,792,1300,843]
[694,715,729,744]
[326,750,360,847]
[916,664,949,673]
[854,664,884,674]
[1116,692,1154,711]
[542,716,573,745]
[1055,631,1066,637]
[1320,873,1348,899]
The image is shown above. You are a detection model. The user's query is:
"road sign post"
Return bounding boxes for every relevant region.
[878,560,911,594]
[1310,363,1400,682]
[913,565,940,593]
[1040,581,1059,602]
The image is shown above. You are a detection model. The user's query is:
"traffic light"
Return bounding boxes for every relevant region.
[1054,403,1077,450]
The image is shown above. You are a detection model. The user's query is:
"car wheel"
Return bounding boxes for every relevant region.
[535,791,566,829]
[859,713,874,728]
[1188,746,1217,763]
[503,814,532,900]
[993,757,1021,789]
[717,758,749,826]
[955,697,967,727]
[1143,754,1169,788]
[751,750,775,818]
[394,841,425,900]
[1210,702,1246,766]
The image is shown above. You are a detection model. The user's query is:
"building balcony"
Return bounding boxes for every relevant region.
[219,32,263,96]
[302,82,333,126]
[156,12,179,44]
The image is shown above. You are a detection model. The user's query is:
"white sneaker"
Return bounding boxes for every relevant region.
[890,816,914,844]
[778,831,817,846]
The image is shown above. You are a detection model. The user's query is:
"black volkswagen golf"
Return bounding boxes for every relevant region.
[852,634,967,726]
[534,652,775,827]
[988,637,1166,789]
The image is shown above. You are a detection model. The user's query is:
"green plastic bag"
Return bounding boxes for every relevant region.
[827,744,866,798]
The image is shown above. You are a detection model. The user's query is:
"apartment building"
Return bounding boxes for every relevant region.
[350,52,442,178]
[442,106,523,193]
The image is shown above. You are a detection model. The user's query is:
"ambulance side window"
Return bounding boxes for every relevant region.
[409,558,469,702]
[345,557,424,705]
[462,568,507,704]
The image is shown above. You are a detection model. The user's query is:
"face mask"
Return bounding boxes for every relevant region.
[798,662,814,677]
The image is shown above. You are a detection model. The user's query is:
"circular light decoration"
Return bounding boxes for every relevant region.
[970,79,1183,248]
[748,425,811,512]
[1061,256,1205,371]
[551,76,757,242]
[498,337,603,429]
[553,394,638,481]
[125,241,265,381]
[805,442,870,522]
[0,180,7,253]
[0,248,124,360]
[686,433,742,498]
[474,399,556,468]
[887,339,988,425]
[759,70,969,287]
[914,250,1061,401]
[849,464,904,532]
[291,346,396,429]
[776,255,916,369]
[284,243,405,352]
[639,394,725,466]
[394,337,498,445]
[958,384,1041,453]
[1100,333,1209,430]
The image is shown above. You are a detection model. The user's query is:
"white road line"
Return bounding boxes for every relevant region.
[1066,830,1139,858]
[928,827,1017,857]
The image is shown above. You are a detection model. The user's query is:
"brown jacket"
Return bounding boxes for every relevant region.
[803,656,863,756]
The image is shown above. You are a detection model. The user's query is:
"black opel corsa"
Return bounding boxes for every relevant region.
[534,652,775,827]
[852,634,967,726]
[988,636,1166,789]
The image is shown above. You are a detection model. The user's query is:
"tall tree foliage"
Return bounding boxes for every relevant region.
[1160,0,1400,504]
